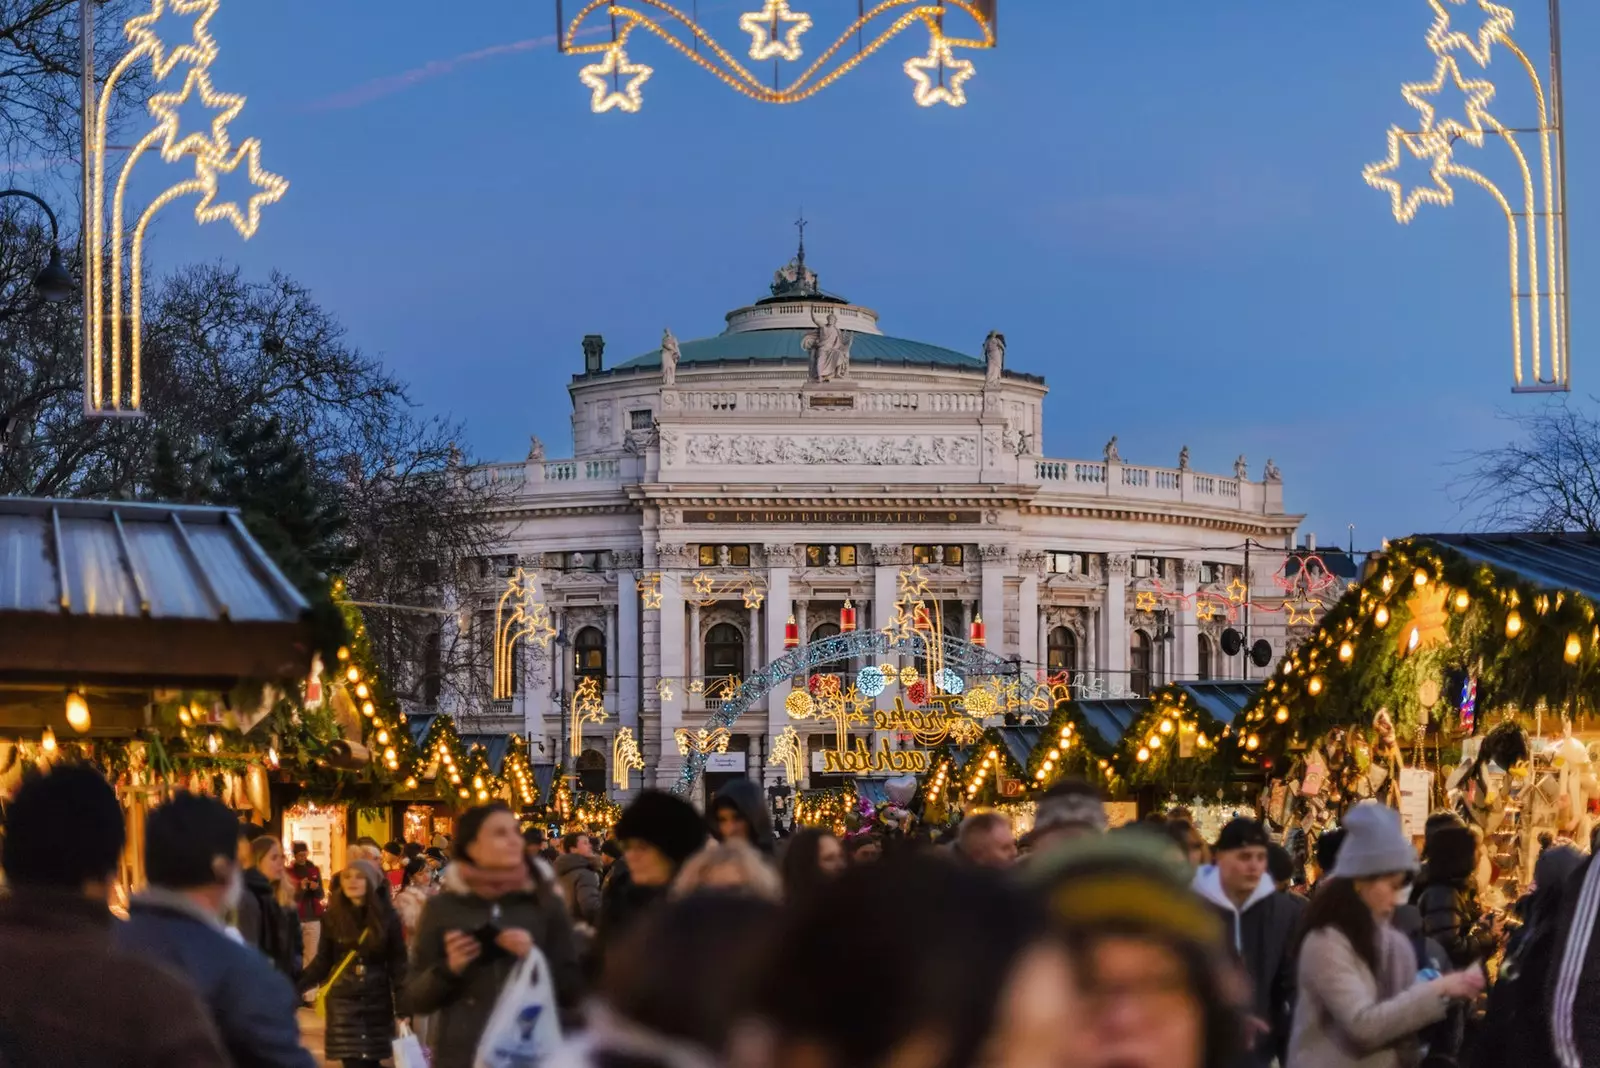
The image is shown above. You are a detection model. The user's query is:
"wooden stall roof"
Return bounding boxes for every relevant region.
[0,497,314,693]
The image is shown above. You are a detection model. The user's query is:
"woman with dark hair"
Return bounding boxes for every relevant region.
[297,859,407,1068]
[742,854,1082,1068]
[401,802,582,1068]
[1289,804,1484,1068]
[779,828,846,905]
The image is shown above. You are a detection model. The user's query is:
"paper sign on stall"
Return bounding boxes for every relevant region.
[1398,767,1435,838]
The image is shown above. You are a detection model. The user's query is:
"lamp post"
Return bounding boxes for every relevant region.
[0,189,78,312]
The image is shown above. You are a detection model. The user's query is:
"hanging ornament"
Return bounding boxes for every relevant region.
[840,600,857,633]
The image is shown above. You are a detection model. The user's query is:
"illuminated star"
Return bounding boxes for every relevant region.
[740,0,812,62]
[1196,600,1218,622]
[904,36,976,108]
[1285,599,1322,627]
[1426,0,1516,68]
[1401,55,1498,148]
[1134,590,1159,613]
[742,585,765,609]
[692,573,716,600]
[580,44,652,114]
[193,138,288,239]
[146,67,244,162]
[124,0,219,81]
[1225,577,1250,605]
[656,678,674,702]
[898,567,930,597]
[1363,126,1456,224]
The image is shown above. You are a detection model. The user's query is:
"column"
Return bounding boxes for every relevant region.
[688,601,703,687]
[764,549,794,790]
[980,546,1007,658]
[616,561,641,731]
[747,605,761,675]
[1178,560,1199,681]
[872,545,901,667]
[656,564,686,787]
[1036,611,1050,678]
[796,600,808,650]
[1102,555,1129,691]
[1019,564,1040,677]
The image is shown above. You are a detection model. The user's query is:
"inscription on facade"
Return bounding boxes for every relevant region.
[682,435,978,467]
[685,509,982,525]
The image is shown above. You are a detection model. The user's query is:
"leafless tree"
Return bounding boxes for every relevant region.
[1451,398,1600,533]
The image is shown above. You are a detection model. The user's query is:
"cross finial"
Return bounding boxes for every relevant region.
[794,208,807,267]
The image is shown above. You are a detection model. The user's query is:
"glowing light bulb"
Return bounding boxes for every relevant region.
[1339,640,1354,661]
[1407,627,1421,653]
[337,646,350,661]
[1136,747,1150,763]
[1275,707,1290,724]
[1381,574,1394,594]
[207,732,220,754]
[40,726,57,753]
[1048,749,1060,761]
[384,747,396,761]
[1159,719,1174,735]
[1246,734,1261,751]
[473,776,484,789]
[1414,568,1429,587]
[65,693,91,733]
[1375,606,1391,628]
[1149,736,1162,750]
[346,666,360,683]
[355,683,369,699]
[1507,611,1523,637]
[1309,677,1324,696]
[405,776,418,789]
[376,730,389,745]
[1566,633,1582,663]
[1455,589,1471,611]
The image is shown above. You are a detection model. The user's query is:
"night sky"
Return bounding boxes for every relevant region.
[79,1,1599,546]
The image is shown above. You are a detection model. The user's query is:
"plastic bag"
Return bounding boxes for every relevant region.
[393,1020,428,1068]
[474,947,563,1068]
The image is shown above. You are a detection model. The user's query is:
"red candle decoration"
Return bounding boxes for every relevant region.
[969,614,987,646]
[912,603,933,630]
[784,615,799,648]
[840,600,857,632]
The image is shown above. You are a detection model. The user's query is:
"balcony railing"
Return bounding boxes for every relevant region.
[1034,457,1274,512]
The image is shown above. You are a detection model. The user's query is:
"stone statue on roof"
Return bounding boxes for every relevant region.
[660,328,680,387]
[1234,455,1249,480]
[983,330,1005,384]
[528,435,545,462]
[1179,445,1190,471]
[804,306,852,381]
[1104,436,1121,463]
[1264,458,1282,482]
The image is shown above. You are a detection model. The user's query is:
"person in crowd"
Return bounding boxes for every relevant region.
[242,835,300,978]
[599,837,623,886]
[236,822,264,940]
[393,855,437,943]
[550,892,780,1068]
[382,841,406,889]
[602,791,711,944]
[673,840,784,901]
[289,841,326,963]
[298,859,407,1068]
[424,846,448,883]
[1268,842,1296,893]
[845,833,884,864]
[958,811,1019,870]
[779,828,847,907]
[401,802,582,1068]
[0,765,232,1067]
[1290,803,1484,1068]
[116,792,316,1068]
[1027,829,1246,1068]
[1314,827,1347,888]
[740,853,1084,1068]
[1416,821,1502,969]
[1024,779,1108,856]
[1191,817,1304,1068]
[1164,819,1208,872]
[711,777,776,855]
[404,841,425,863]
[556,831,605,929]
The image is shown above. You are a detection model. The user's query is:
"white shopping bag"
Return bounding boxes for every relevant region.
[393,1020,428,1068]
[473,946,564,1068]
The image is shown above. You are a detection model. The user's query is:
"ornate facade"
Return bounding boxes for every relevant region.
[456,251,1307,792]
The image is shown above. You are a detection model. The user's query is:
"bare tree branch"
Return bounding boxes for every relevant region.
[1449,398,1600,533]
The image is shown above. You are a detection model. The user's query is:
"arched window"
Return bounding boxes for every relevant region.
[575,749,607,796]
[810,621,845,677]
[1047,626,1078,680]
[1197,634,1213,681]
[573,626,606,686]
[1130,630,1153,697]
[705,623,745,682]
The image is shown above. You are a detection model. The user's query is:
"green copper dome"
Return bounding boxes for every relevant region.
[614,329,981,372]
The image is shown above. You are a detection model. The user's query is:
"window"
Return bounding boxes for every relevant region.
[809,622,847,675]
[943,546,963,566]
[1047,627,1078,679]
[1197,634,1213,681]
[629,409,653,430]
[912,544,933,565]
[1130,630,1153,697]
[1047,552,1083,575]
[573,626,606,685]
[911,545,964,566]
[1200,561,1225,586]
[705,623,744,680]
[805,545,858,567]
[576,749,608,795]
[699,545,717,567]
[729,545,750,566]
[699,545,749,567]
[1132,557,1155,579]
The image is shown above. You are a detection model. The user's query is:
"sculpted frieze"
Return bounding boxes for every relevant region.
[681,434,978,467]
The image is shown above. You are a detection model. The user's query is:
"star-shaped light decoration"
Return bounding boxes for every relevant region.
[580,44,652,114]
[739,0,812,62]
[742,584,765,609]
[692,573,717,600]
[1425,0,1516,68]
[146,67,244,162]
[898,567,930,597]
[193,138,288,239]
[1134,590,1160,613]
[1226,577,1250,605]
[637,574,662,610]
[1196,599,1219,622]
[1400,55,1498,149]
[1364,126,1457,224]
[904,35,975,108]
[1285,599,1322,627]
[124,0,219,81]
[688,679,705,695]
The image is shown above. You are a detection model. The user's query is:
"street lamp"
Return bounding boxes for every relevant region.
[0,189,76,305]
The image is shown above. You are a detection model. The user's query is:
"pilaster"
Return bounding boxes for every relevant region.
[1102,554,1130,687]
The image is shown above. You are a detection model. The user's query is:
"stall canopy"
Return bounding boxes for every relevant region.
[1075,682,1261,751]
[0,498,314,732]
[1424,532,1600,598]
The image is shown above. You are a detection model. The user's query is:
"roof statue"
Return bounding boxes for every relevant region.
[1179,445,1190,471]
[1264,458,1282,482]
[804,306,852,382]
[983,330,1005,385]
[1235,455,1249,480]
[660,328,681,386]
[1104,436,1121,463]
[528,435,545,462]
[772,211,823,299]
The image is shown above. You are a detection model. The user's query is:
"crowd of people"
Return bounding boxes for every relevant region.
[6,763,1600,1067]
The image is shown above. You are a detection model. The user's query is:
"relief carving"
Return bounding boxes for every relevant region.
[1181,559,1201,582]
[660,507,680,526]
[684,435,978,467]
[765,544,801,568]
[655,543,691,567]
[1106,554,1132,577]
[1017,550,1046,577]
[613,549,642,569]
[659,429,679,464]
[980,544,1009,563]
[871,544,904,566]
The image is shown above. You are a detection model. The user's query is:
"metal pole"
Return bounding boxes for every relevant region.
[1549,0,1573,387]
[80,0,94,416]
[1242,539,1251,680]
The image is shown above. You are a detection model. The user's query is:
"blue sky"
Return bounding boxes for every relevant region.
[86,1,1599,547]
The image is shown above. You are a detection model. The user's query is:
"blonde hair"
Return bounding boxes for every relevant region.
[671,840,782,902]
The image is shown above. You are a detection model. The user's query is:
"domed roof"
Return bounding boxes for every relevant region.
[614,329,981,372]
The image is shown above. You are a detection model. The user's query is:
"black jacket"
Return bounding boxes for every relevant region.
[711,779,775,854]
[554,853,603,927]
[115,892,316,1068]
[1193,868,1305,1068]
[298,907,406,1062]
[240,869,300,979]
[398,863,582,1068]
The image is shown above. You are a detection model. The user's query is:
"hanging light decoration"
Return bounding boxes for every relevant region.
[1565,633,1583,663]
[64,692,91,733]
[40,726,57,753]
[1506,610,1524,638]
[969,613,986,646]
[784,615,799,648]
[1374,605,1391,628]
[1338,640,1354,662]
[839,599,857,632]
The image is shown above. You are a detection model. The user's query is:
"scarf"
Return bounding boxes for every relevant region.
[454,860,535,900]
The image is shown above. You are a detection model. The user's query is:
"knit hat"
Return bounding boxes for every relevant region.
[1215,817,1270,854]
[344,858,385,896]
[1331,802,1418,880]
[615,791,709,865]
[1025,829,1225,951]
[1033,791,1108,836]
